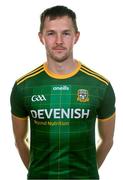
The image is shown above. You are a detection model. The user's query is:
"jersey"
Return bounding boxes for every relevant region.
[10,61,115,179]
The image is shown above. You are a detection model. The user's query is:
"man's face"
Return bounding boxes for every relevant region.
[39,16,80,62]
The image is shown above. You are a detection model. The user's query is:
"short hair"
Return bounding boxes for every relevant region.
[40,5,78,33]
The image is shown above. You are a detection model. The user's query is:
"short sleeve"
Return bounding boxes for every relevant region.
[10,83,28,118]
[97,83,116,119]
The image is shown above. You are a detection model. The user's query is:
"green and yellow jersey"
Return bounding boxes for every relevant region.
[10,61,115,179]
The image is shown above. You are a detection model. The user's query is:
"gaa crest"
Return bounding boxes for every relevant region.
[77,89,89,102]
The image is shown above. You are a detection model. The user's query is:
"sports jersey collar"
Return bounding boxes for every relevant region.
[44,61,81,79]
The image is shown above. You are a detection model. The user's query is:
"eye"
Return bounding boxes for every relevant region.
[47,31,55,36]
[63,31,71,36]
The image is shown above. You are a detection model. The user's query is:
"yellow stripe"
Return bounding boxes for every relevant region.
[12,114,28,121]
[81,64,109,83]
[98,112,115,122]
[80,69,108,85]
[16,64,44,83]
[17,69,44,85]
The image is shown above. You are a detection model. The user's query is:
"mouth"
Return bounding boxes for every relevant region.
[54,48,65,50]
[53,46,66,51]
[53,49,66,54]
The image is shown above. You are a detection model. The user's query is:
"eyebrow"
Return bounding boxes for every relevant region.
[46,29,72,33]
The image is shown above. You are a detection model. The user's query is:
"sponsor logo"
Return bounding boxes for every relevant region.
[53,85,69,91]
[31,95,46,102]
[30,108,90,119]
[77,89,89,102]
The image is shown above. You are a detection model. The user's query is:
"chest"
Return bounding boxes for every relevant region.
[23,83,102,119]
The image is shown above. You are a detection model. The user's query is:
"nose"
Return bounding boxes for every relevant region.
[56,34,63,44]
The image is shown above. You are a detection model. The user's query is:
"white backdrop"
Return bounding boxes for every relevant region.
[0,0,122,179]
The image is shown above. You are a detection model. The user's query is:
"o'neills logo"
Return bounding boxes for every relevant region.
[53,85,69,91]
[30,108,90,119]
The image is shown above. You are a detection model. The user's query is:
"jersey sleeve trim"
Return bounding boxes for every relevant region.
[12,114,28,121]
[98,112,115,122]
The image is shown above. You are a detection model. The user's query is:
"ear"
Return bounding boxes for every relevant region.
[38,32,45,45]
[74,31,80,44]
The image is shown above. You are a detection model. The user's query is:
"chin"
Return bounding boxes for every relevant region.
[51,54,69,63]
[53,58,68,63]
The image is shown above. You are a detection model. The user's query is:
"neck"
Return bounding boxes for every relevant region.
[46,59,78,75]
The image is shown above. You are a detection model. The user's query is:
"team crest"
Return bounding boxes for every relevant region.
[77,89,89,102]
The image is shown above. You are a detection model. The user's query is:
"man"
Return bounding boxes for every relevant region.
[10,5,115,180]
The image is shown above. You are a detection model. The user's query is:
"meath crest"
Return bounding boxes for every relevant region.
[77,89,89,102]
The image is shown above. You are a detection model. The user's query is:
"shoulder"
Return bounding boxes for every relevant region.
[79,62,109,86]
[16,64,45,86]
